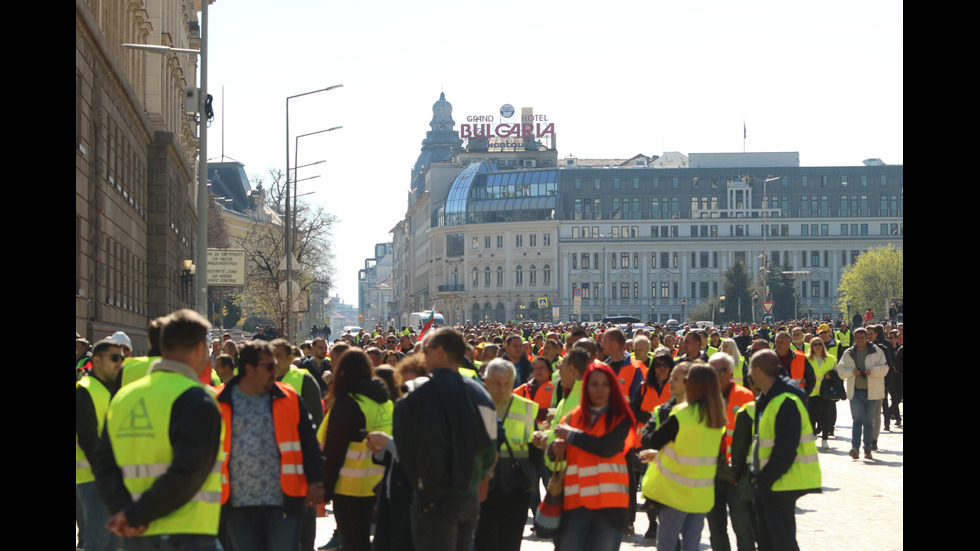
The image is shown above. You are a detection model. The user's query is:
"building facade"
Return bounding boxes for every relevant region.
[76,0,205,345]
[389,95,904,326]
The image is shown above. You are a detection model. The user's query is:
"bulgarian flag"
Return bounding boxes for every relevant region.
[417,310,435,342]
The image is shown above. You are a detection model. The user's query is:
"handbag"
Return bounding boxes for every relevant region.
[533,451,565,537]
[501,437,534,494]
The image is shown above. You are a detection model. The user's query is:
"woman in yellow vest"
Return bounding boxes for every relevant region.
[551,362,635,551]
[319,348,393,551]
[640,363,727,551]
[806,339,838,450]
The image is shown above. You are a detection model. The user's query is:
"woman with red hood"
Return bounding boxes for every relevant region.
[551,362,636,551]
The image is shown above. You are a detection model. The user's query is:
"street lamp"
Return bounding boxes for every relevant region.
[680,298,687,323]
[752,291,759,324]
[284,85,343,341]
[808,304,813,320]
[124,1,210,314]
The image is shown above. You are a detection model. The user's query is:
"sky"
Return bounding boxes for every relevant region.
[204,0,903,307]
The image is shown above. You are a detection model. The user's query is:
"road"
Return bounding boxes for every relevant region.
[315,398,903,550]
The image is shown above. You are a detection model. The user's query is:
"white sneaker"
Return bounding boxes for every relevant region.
[821,438,829,451]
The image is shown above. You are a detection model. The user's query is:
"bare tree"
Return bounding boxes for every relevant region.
[233,168,336,336]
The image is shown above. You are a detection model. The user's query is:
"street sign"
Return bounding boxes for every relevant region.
[762,312,774,324]
[206,249,246,286]
[762,301,775,313]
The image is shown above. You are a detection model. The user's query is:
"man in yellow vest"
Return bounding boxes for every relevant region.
[748,350,822,551]
[92,309,223,550]
[216,340,325,551]
[475,358,538,551]
[76,339,124,551]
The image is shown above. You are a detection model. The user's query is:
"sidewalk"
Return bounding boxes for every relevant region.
[316,398,903,550]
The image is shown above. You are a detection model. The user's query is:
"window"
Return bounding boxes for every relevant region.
[653,177,660,189]
[484,266,491,286]
[572,227,580,239]
[543,233,551,246]
[811,281,821,298]
[529,234,536,247]
[692,176,699,189]
[734,251,746,265]
[860,224,868,235]
[574,178,581,190]
[529,265,537,287]
[841,175,848,187]
[633,177,640,189]
[700,282,709,299]
[700,252,709,268]
[811,251,820,267]
[821,175,828,187]
[661,282,670,298]
[594,253,599,268]
[711,177,719,189]
[581,253,590,269]
[472,267,479,288]
[515,234,523,247]
[447,234,464,257]
[651,253,657,268]
[582,282,591,299]
[515,266,523,286]
[861,175,868,187]
[613,177,620,190]
[801,175,808,188]
[712,252,718,268]
[634,253,639,268]
[672,177,679,189]
[594,178,601,190]
[471,236,479,249]
[651,225,659,237]
[880,175,887,187]
[820,224,828,235]
[672,252,678,268]
[572,253,578,270]
[543,264,551,286]
[620,282,629,299]
[496,235,503,248]
[621,253,630,269]
[634,282,640,299]
[496,266,504,286]
[611,254,617,269]
[611,226,620,238]
[484,236,490,249]
[661,252,669,269]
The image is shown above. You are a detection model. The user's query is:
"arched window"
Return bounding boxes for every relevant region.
[543,264,552,286]
[529,265,537,287]
[496,266,504,287]
[484,266,491,286]
[515,265,523,287]
[472,267,479,288]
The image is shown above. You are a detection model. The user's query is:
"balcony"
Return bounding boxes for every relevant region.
[438,284,466,292]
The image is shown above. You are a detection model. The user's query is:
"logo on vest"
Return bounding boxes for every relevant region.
[116,398,154,436]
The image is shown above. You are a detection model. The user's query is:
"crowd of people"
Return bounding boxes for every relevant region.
[76,312,903,551]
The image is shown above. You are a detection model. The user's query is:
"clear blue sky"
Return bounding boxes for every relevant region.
[205,0,903,307]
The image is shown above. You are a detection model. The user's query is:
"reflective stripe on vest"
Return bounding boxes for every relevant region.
[753,392,822,492]
[219,382,308,505]
[333,393,393,497]
[503,396,538,459]
[107,370,222,536]
[76,376,111,484]
[562,407,630,511]
[641,403,725,514]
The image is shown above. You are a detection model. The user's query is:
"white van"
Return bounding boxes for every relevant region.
[409,311,446,331]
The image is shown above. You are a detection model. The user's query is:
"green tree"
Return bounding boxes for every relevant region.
[837,244,903,317]
[722,262,754,323]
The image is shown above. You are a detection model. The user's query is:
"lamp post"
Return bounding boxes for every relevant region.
[284,85,343,341]
[680,298,687,323]
[752,291,759,324]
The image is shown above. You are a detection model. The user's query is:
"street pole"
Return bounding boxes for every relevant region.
[196,0,209,316]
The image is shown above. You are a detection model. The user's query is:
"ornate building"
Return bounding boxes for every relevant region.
[390,95,904,326]
[76,0,205,346]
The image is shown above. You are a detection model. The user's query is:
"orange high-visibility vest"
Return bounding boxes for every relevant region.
[219,382,307,504]
[562,407,630,511]
[722,383,756,462]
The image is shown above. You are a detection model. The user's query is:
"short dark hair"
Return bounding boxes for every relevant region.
[216,354,235,370]
[148,317,164,349]
[603,328,626,346]
[160,309,211,354]
[564,348,590,376]
[270,338,291,355]
[239,340,275,370]
[428,327,466,365]
[92,339,120,357]
[750,349,781,378]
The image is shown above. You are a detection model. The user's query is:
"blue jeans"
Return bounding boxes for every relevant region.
[658,505,705,551]
[559,507,623,551]
[76,481,120,551]
[849,389,880,452]
[227,506,300,551]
